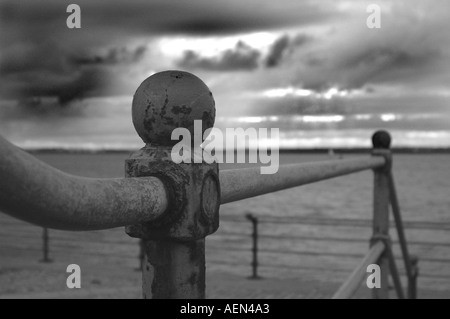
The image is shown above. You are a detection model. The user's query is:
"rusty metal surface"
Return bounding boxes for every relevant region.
[126,71,219,299]
[142,239,206,299]
[0,135,168,231]
[125,147,220,242]
[126,146,216,299]
[220,156,386,204]
[132,70,216,146]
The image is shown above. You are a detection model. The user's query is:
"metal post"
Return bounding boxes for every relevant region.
[125,71,220,299]
[371,131,392,299]
[136,239,145,271]
[141,239,206,299]
[246,214,261,280]
[40,228,52,263]
[389,173,419,299]
[409,255,419,299]
[386,244,405,299]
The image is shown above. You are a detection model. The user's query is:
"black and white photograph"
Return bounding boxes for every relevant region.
[0,0,449,303]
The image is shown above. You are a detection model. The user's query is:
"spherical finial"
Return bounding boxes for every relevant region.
[372,130,392,149]
[132,71,216,146]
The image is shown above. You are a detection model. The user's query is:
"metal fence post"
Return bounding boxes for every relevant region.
[246,214,261,280]
[371,131,392,299]
[40,228,52,263]
[136,239,145,271]
[409,255,419,299]
[125,71,220,299]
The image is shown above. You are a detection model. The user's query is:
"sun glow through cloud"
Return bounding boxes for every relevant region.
[158,32,279,59]
[263,87,313,98]
[381,113,397,122]
[262,87,352,100]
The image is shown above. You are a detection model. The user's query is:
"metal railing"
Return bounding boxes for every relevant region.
[0,70,418,299]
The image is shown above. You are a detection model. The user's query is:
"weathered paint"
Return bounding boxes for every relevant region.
[142,239,206,299]
[125,147,220,242]
[132,70,216,146]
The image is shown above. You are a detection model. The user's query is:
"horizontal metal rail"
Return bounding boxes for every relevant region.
[332,241,386,299]
[0,136,168,231]
[220,157,386,204]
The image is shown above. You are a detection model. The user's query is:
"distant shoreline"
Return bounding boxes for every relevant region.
[27,148,450,155]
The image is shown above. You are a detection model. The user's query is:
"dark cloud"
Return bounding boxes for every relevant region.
[292,42,442,94]
[0,40,140,106]
[14,98,86,117]
[178,41,261,71]
[0,1,150,109]
[342,47,440,90]
[0,0,332,38]
[21,68,106,105]
[343,46,438,70]
[72,46,147,66]
[155,1,333,35]
[265,34,311,68]
[266,36,290,68]
[0,0,333,115]
[179,33,313,71]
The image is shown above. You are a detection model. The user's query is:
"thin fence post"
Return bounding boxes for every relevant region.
[40,228,52,263]
[125,71,220,299]
[246,214,261,280]
[371,131,392,299]
[386,244,405,299]
[136,239,145,271]
[409,256,419,299]
[388,173,419,299]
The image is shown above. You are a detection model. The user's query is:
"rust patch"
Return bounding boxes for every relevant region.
[202,111,214,128]
[170,72,184,79]
[188,272,198,286]
[172,105,192,115]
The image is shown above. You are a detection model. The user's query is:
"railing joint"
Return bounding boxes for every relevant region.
[370,234,391,248]
[371,149,392,173]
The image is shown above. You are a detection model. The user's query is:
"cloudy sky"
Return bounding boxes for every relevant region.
[1,0,449,149]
